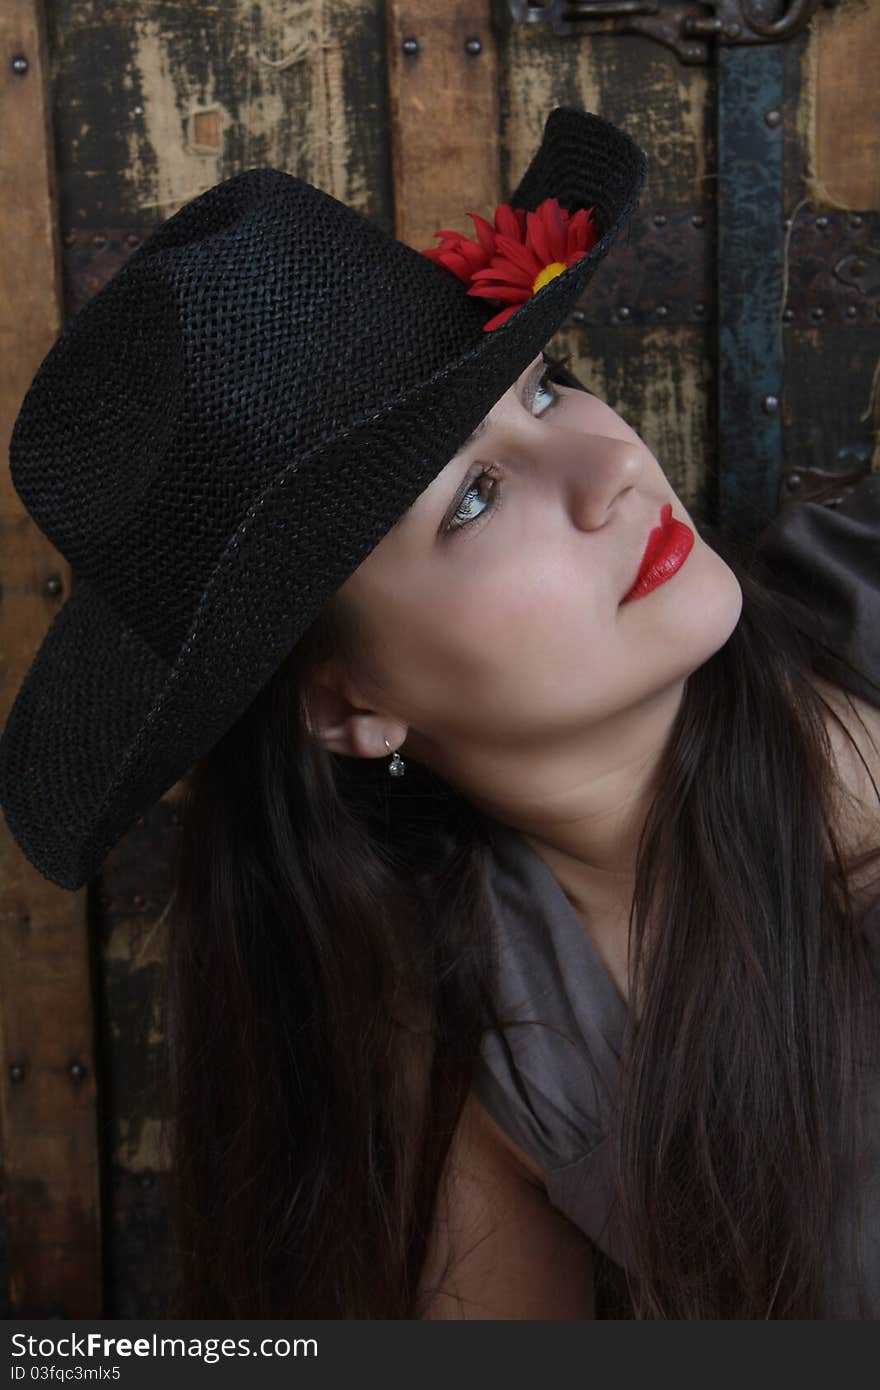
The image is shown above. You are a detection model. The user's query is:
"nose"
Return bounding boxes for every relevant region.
[551,425,644,532]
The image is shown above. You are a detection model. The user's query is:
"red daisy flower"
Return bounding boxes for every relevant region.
[421,196,598,332]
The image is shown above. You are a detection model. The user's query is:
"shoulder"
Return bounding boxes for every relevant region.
[416,1088,595,1319]
[810,675,880,911]
[467,1087,547,1187]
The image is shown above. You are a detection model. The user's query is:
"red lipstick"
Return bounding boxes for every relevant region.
[621,502,694,604]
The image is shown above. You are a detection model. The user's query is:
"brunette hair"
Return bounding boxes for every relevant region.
[159,357,880,1318]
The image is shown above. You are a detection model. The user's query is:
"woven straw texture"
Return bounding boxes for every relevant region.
[0,105,647,889]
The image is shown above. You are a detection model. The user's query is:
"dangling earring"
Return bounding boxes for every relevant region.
[384,736,406,778]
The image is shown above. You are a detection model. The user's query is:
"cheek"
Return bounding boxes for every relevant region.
[393,560,608,716]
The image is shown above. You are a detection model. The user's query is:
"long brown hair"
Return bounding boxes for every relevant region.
[160,357,880,1318]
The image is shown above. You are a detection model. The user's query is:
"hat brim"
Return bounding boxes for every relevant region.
[0,105,647,889]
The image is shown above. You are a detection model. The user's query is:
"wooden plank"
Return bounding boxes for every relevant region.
[782,20,880,493]
[812,0,880,212]
[48,0,392,227]
[0,0,101,1316]
[385,1,499,248]
[96,806,179,1317]
[500,20,712,207]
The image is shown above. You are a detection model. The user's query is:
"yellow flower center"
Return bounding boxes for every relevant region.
[532,261,568,294]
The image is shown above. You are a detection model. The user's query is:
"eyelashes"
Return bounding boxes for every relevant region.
[443,360,564,536]
[443,460,505,535]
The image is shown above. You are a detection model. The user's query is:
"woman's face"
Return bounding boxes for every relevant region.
[326,349,743,793]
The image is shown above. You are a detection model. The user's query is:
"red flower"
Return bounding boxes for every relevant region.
[421,196,598,332]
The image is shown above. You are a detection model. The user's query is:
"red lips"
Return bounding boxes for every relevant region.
[621,502,694,604]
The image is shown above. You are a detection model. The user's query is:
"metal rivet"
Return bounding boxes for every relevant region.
[782,307,795,322]
[653,214,667,228]
[783,217,792,230]
[132,105,143,116]
[694,302,706,316]
[762,395,780,414]
[617,306,631,320]
[691,213,705,228]
[811,306,825,320]
[845,305,858,319]
[723,23,742,39]
[464,37,482,56]
[126,232,140,248]
[69,1062,86,1084]
[571,308,586,323]
[11,55,29,76]
[133,893,145,909]
[401,36,418,56]
[850,215,864,229]
[764,109,781,128]
[63,229,77,247]
[10,1064,25,1084]
[787,472,803,490]
[655,304,668,318]
[685,46,702,61]
[44,574,62,598]
[815,215,829,229]
[93,233,107,249]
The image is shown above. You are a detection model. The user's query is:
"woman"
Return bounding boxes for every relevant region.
[1,107,879,1320]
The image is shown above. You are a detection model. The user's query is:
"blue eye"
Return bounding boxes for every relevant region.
[532,366,560,415]
[444,461,503,534]
[444,365,562,535]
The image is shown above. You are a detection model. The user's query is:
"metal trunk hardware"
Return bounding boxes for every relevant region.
[505,1,823,67]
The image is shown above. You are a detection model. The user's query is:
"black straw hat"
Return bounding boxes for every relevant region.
[0,105,646,890]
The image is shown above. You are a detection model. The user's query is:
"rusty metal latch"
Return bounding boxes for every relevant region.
[506,1,823,66]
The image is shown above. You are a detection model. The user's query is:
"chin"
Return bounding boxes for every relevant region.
[692,562,744,663]
[658,558,744,682]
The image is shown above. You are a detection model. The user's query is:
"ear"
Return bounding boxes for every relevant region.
[302,669,408,762]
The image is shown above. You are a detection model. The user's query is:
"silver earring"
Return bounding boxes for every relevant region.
[384,737,406,778]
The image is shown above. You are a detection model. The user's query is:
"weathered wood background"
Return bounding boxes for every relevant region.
[1,0,878,1316]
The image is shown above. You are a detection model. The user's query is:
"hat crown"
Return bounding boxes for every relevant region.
[9,169,494,661]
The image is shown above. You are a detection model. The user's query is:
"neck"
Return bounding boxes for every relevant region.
[420,677,686,929]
